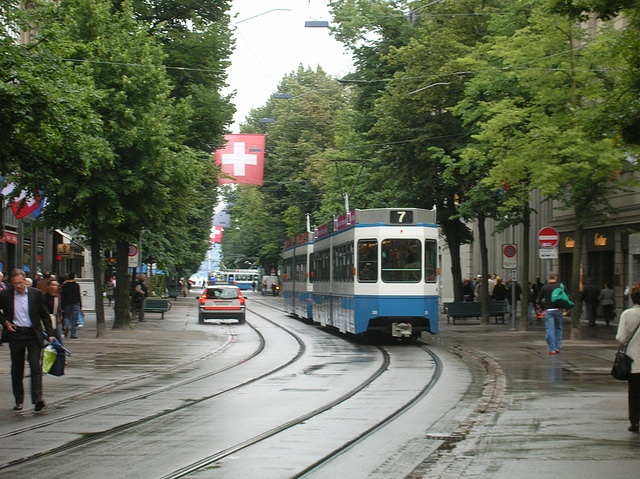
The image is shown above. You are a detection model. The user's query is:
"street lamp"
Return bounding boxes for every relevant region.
[235,9,292,25]
[304,20,330,28]
[408,81,453,96]
[272,89,332,100]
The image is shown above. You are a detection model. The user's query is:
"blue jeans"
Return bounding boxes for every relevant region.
[64,304,80,338]
[544,309,563,352]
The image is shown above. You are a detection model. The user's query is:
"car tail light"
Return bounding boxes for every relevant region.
[238,293,245,305]
[199,294,206,304]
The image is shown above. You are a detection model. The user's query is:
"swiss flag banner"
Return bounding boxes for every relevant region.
[209,226,224,243]
[214,134,265,186]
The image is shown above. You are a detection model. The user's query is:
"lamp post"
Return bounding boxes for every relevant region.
[304,20,330,28]
[235,9,292,25]
[272,89,333,100]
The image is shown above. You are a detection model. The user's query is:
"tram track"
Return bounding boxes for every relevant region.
[1,301,445,479]
[0,324,242,439]
[159,302,442,479]
[0,310,304,472]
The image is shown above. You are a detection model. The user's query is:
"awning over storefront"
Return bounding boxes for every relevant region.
[55,229,87,249]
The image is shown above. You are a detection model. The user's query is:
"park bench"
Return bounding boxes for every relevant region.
[144,298,172,319]
[167,289,180,299]
[444,301,511,325]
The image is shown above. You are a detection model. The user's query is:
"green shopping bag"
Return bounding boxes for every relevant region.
[42,345,58,374]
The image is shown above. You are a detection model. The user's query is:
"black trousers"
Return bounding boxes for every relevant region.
[8,328,44,405]
[629,373,640,426]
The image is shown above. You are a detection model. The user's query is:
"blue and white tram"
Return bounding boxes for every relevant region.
[282,232,314,319]
[310,208,439,338]
[212,269,261,291]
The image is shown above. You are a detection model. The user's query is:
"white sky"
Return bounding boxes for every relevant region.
[224,0,354,132]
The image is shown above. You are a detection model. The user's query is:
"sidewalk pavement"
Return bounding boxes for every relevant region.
[0,293,218,418]
[1,294,637,477]
[421,313,640,478]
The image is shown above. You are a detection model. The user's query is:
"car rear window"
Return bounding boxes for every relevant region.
[205,288,238,299]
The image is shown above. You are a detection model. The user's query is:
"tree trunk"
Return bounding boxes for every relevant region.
[570,213,584,340]
[442,220,464,302]
[478,213,490,324]
[90,235,107,338]
[519,205,531,330]
[113,239,132,329]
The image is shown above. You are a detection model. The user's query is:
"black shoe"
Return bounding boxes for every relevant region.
[34,400,45,412]
[628,424,639,432]
[13,403,23,411]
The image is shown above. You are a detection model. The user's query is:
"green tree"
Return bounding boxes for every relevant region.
[227,66,351,271]
[454,1,637,338]
[331,0,504,300]
[35,0,223,333]
[0,0,105,195]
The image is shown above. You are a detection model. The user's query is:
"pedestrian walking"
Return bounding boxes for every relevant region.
[506,279,522,312]
[615,282,640,432]
[261,280,267,296]
[106,276,115,306]
[492,277,507,301]
[581,277,600,327]
[44,279,64,343]
[537,271,564,355]
[0,269,55,412]
[527,282,536,324]
[599,283,615,326]
[61,272,82,338]
[133,274,149,322]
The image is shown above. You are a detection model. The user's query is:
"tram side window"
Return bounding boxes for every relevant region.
[381,239,421,283]
[295,254,307,282]
[313,248,330,282]
[425,239,437,282]
[282,257,293,283]
[333,242,354,282]
[358,239,378,282]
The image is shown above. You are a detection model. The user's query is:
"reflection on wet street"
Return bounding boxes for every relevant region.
[422,316,640,479]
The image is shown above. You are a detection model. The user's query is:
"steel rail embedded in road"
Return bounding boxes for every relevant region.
[0,314,301,472]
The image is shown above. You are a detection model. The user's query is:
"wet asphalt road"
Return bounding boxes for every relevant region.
[0,292,638,478]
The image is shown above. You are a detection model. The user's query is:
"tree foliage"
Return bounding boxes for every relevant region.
[0,0,232,334]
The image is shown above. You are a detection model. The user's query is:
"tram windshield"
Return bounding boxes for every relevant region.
[381,239,421,283]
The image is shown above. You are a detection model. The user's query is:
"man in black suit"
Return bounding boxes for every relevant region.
[0,269,55,412]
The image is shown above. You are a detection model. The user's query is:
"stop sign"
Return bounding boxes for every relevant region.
[538,227,559,248]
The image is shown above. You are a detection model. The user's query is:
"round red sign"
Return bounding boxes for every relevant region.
[538,227,559,248]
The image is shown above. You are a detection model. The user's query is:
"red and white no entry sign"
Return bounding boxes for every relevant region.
[538,227,559,248]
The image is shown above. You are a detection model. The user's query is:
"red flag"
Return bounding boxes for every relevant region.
[214,134,265,185]
[10,195,42,220]
[209,226,224,243]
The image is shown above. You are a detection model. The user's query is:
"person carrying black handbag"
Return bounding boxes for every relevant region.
[615,282,640,432]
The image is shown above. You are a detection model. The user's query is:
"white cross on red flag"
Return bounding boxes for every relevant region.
[214,134,265,185]
[209,226,224,243]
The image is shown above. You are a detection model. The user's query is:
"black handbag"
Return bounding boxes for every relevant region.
[611,322,640,381]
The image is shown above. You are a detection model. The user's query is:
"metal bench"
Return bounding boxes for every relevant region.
[144,298,172,319]
[444,301,510,324]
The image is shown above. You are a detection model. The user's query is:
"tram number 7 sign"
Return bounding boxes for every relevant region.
[503,244,517,269]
